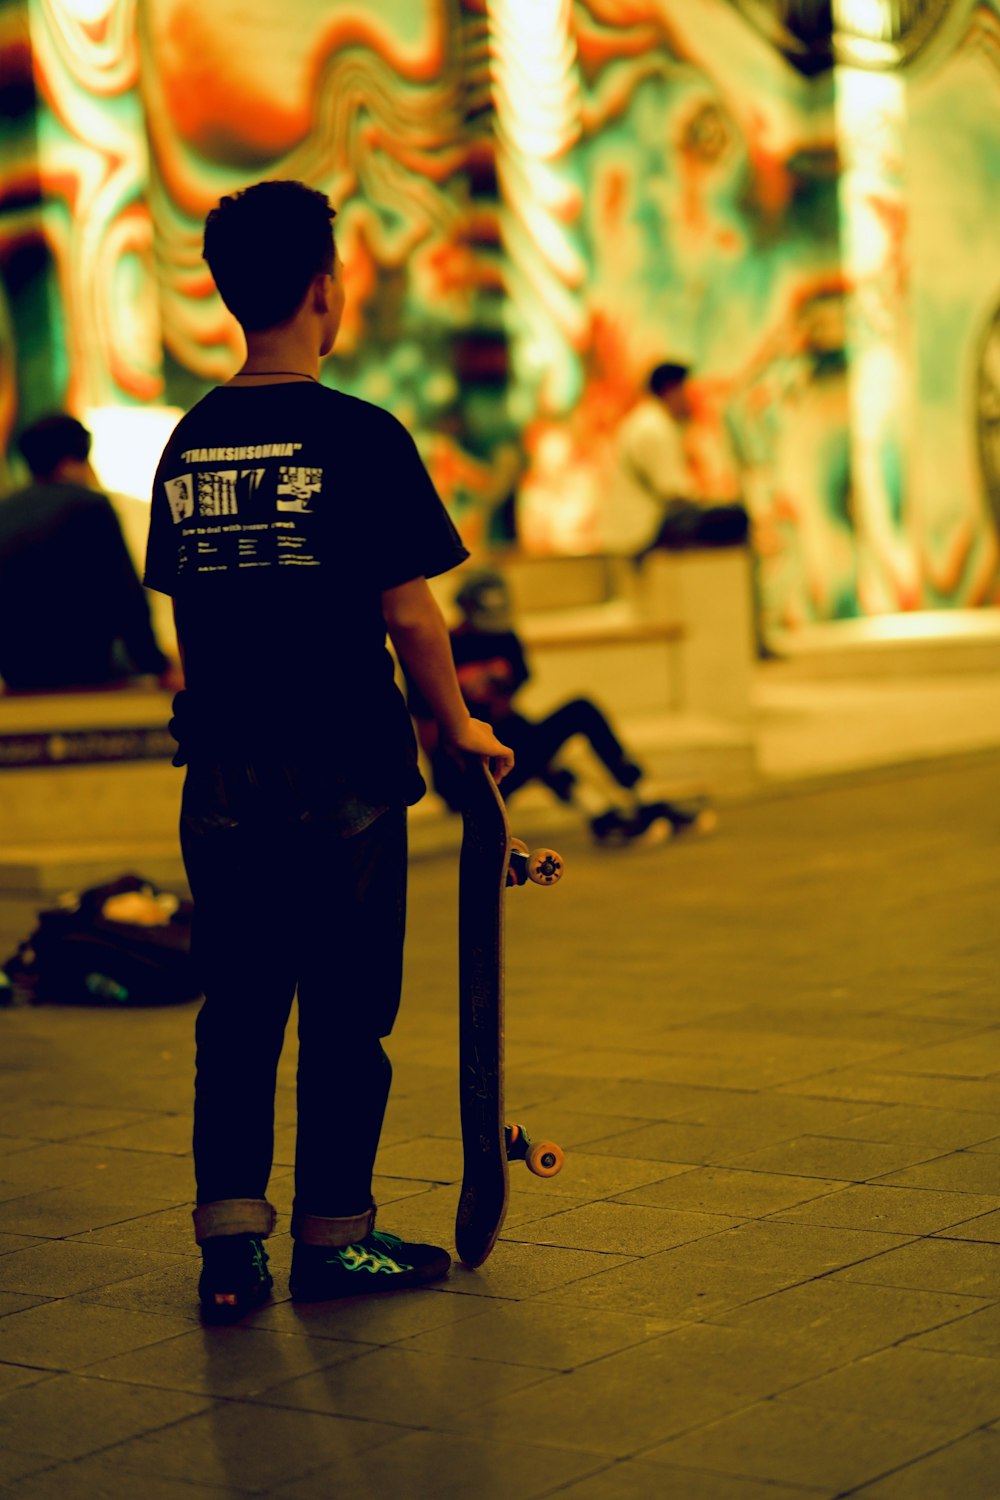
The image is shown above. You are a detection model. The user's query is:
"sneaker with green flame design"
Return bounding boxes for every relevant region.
[289,1228,451,1301]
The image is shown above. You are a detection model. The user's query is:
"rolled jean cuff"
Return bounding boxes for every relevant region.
[293,1205,376,1247]
[192,1198,276,1243]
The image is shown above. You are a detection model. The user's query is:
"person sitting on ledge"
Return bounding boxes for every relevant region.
[407,568,716,845]
[0,413,174,692]
[607,361,749,559]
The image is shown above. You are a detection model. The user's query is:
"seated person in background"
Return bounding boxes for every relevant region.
[0,414,174,692]
[607,362,749,558]
[407,568,715,845]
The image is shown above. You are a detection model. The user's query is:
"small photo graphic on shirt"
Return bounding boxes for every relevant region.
[198,470,240,517]
[165,475,194,524]
[276,466,323,512]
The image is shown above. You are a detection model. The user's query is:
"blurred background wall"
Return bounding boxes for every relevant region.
[0,0,998,637]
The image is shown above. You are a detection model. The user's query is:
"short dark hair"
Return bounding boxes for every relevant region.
[203,180,337,332]
[17,414,91,479]
[648,362,690,397]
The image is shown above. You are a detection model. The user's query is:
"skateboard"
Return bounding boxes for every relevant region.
[456,757,565,1268]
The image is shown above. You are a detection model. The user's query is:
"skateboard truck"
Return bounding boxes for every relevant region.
[505,1123,564,1178]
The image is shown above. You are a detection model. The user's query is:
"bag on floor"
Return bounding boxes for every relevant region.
[2,873,200,1007]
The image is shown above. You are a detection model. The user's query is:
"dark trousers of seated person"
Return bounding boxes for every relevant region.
[643,499,749,555]
[432,698,636,808]
[180,764,405,1234]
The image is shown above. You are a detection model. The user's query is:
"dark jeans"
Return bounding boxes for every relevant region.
[432,698,635,808]
[644,500,749,554]
[180,763,406,1233]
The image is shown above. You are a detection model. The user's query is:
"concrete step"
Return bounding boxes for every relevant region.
[768,609,1000,678]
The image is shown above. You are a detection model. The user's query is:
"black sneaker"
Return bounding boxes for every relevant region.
[627,802,675,847]
[198,1234,273,1325]
[654,799,718,837]
[589,809,634,846]
[289,1228,451,1301]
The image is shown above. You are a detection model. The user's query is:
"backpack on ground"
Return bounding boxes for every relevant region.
[2,874,200,1007]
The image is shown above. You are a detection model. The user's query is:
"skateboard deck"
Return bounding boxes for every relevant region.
[456,758,563,1268]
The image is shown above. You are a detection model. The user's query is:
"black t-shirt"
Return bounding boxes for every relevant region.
[145,383,468,803]
[407,626,529,725]
[0,481,167,690]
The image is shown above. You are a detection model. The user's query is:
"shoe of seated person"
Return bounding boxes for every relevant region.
[198,1233,273,1324]
[589,809,635,846]
[289,1228,451,1301]
[654,799,718,837]
[626,802,675,847]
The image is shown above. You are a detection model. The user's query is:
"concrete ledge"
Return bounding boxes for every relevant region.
[0,552,758,947]
[0,760,181,844]
[769,609,1000,677]
[0,842,186,894]
[520,604,683,650]
[0,685,175,734]
[445,549,756,724]
[0,689,183,952]
[515,612,686,720]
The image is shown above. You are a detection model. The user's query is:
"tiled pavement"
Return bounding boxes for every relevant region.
[0,755,998,1498]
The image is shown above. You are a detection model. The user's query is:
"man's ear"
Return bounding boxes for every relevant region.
[311,273,331,313]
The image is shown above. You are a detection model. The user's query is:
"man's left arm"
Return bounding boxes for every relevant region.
[384,577,513,781]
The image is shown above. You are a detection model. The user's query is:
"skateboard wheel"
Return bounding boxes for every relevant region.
[527,848,563,886]
[526,1140,564,1177]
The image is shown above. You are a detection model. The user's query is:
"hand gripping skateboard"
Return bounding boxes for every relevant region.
[456,757,565,1268]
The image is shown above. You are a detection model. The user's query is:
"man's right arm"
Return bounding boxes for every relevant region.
[383,577,513,781]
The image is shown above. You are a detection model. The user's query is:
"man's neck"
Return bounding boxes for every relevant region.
[237,329,320,381]
[46,460,97,490]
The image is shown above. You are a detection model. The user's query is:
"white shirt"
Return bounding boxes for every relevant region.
[603,397,692,553]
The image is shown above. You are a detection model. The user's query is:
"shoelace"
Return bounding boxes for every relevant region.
[370,1229,404,1250]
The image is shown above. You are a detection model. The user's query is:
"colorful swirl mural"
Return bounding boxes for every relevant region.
[0,0,53,471]
[26,0,161,409]
[504,0,999,624]
[0,0,997,624]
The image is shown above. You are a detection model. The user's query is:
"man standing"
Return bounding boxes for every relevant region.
[0,415,170,691]
[144,180,512,1321]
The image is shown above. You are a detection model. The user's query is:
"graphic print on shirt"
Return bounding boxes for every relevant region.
[165,441,321,575]
[181,443,302,463]
[276,466,322,512]
[165,475,194,524]
[197,470,239,516]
